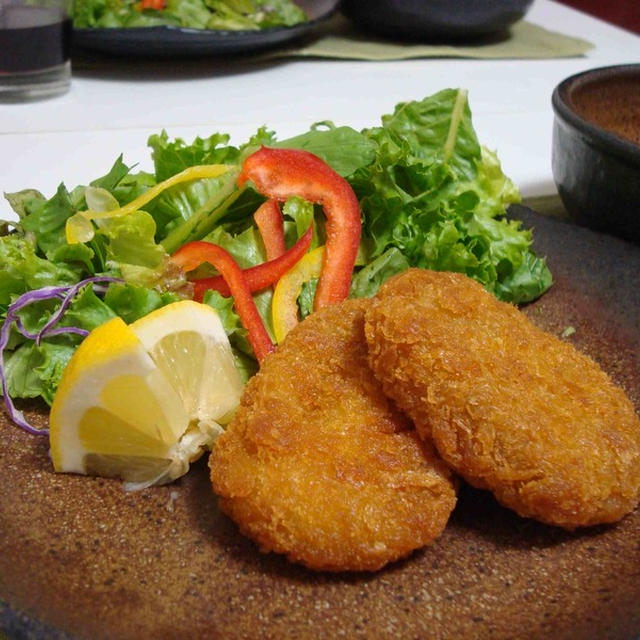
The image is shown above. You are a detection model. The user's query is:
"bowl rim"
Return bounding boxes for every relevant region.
[340,0,534,37]
[551,63,640,167]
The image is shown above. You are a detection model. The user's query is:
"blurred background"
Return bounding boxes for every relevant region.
[556,0,640,33]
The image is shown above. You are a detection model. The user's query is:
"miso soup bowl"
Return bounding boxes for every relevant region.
[551,64,640,245]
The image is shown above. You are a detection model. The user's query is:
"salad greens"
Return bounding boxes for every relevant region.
[1,89,552,416]
[73,0,307,30]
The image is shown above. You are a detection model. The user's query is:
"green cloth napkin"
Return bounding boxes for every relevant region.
[269,14,593,60]
[521,194,570,220]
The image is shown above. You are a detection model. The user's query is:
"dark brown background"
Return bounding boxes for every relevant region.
[555,0,640,34]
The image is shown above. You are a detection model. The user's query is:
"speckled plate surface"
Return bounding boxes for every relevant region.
[1,206,640,640]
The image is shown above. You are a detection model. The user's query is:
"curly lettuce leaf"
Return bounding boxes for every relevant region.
[149,130,240,181]
[99,209,166,269]
[103,282,181,324]
[4,285,118,404]
[20,183,76,259]
[4,341,74,405]
[201,289,257,382]
[164,0,211,28]
[73,0,306,30]
[349,248,410,299]
[3,189,45,220]
[0,234,81,306]
[353,88,551,303]
[205,0,306,29]
[276,123,377,178]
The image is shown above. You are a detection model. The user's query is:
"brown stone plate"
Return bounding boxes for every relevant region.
[1,206,639,640]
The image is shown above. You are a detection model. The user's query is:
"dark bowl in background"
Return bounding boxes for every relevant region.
[552,64,640,245]
[340,0,534,40]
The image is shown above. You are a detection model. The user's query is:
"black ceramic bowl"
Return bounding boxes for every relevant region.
[552,64,640,245]
[340,0,534,40]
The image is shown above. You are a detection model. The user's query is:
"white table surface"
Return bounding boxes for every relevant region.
[1,0,639,221]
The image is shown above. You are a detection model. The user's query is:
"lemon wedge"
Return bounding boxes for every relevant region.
[49,300,243,489]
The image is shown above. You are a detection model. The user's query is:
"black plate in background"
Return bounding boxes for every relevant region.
[72,0,339,57]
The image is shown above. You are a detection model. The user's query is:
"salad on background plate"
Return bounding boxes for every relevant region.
[73,0,309,30]
[71,0,340,57]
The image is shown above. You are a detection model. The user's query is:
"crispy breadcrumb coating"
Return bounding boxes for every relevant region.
[210,299,456,572]
[365,269,640,530]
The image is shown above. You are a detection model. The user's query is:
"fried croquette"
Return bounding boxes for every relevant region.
[364,269,640,530]
[209,298,457,572]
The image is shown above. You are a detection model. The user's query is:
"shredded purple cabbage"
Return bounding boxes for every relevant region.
[0,276,121,435]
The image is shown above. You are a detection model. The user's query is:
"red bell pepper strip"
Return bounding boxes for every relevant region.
[139,0,164,9]
[238,147,361,311]
[171,242,274,363]
[254,199,285,261]
[189,224,313,302]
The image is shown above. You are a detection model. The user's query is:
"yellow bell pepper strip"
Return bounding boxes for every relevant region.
[253,199,285,261]
[271,246,324,343]
[237,147,361,311]
[189,224,313,302]
[171,241,274,363]
[65,164,232,245]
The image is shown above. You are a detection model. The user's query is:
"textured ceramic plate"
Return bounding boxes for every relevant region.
[1,207,640,639]
[72,0,339,57]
